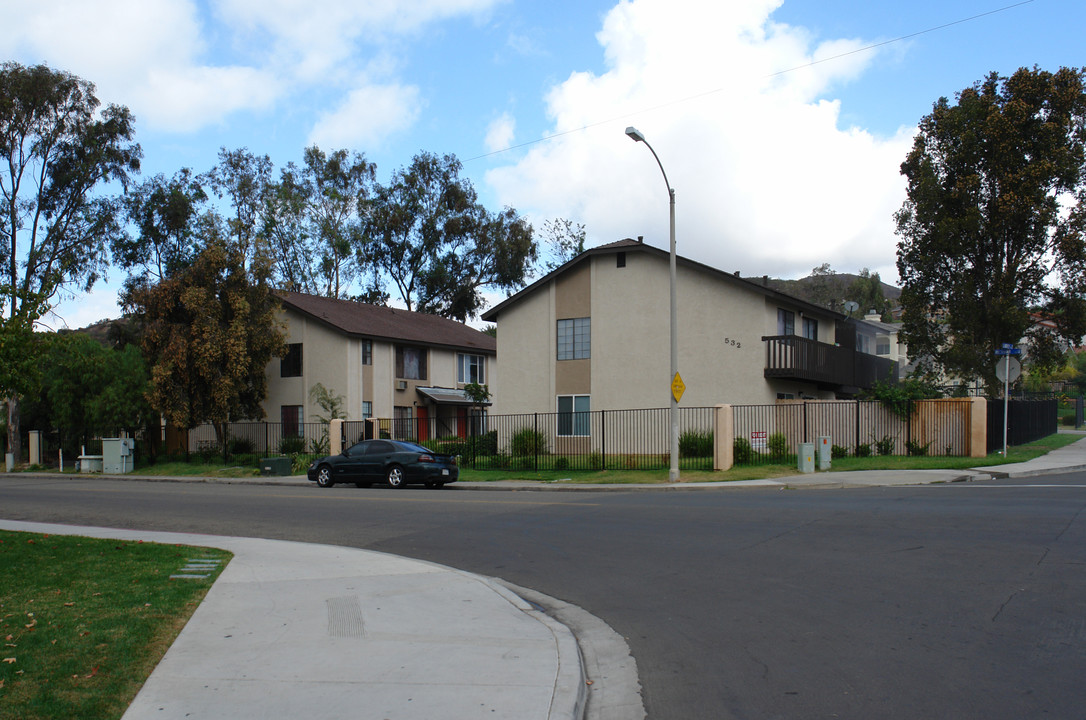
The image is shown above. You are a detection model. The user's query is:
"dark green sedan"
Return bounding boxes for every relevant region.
[307,439,459,489]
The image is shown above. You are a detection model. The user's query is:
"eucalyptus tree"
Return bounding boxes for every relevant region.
[362,151,536,321]
[0,62,140,461]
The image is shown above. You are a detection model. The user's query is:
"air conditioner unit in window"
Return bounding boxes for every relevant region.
[396,380,407,390]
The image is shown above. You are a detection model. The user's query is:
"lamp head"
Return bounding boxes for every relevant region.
[625,126,645,143]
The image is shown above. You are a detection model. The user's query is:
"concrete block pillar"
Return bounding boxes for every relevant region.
[329,419,344,456]
[968,397,987,458]
[713,404,734,471]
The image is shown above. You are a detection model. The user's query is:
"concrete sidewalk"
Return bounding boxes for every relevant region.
[0,520,588,720]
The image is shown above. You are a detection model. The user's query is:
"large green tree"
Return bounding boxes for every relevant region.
[20,332,154,455]
[0,62,140,461]
[122,238,285,446]
[896,66,1086,389]
[361,152,536,321]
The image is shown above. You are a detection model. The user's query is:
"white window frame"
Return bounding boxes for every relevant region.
[457,353,485,384]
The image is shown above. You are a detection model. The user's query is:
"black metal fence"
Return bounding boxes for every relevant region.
[986,398,1058,452]
[22,395,1073,472]
[390,407,718,472]
[732,399,977,464]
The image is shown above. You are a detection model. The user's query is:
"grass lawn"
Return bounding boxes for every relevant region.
[0,531,231,720]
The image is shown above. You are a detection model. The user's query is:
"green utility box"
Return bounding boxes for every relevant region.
[261,457,292,476]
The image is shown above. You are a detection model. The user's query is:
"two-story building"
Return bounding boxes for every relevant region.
[264,292,496,442]
[479,238,896,417]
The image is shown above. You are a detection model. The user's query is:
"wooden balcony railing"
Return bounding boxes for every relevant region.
[762,335,897,390]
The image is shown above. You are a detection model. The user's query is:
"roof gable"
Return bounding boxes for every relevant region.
[480,238,847,323]
[278,292,496,354]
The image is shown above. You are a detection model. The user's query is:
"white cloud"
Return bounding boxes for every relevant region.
[486,0,915,283]
[485,113,516,153]
[308,83,423,149]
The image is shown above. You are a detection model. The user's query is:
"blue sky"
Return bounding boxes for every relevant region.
[2,0,1081,328]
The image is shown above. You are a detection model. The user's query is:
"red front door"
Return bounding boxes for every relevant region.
[416,407,429,442]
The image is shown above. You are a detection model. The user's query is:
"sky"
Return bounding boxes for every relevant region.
[2,0,1082,329]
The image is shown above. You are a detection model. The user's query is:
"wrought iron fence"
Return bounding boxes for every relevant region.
[986,398,1058,452]
[397,407,717,472]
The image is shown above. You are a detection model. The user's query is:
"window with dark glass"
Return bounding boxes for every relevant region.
[776,309,795,336]
[281,343,303,377]
[802,317,818,340]
[361,339,372,365]
[557,395,590,436]
[281,405,303,437]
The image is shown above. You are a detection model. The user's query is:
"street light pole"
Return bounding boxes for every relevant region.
[626,126,680,482]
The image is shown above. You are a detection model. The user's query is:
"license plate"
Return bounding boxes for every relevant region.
[442,469,449,476]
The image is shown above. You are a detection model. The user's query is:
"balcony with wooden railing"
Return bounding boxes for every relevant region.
[762,335,897,392]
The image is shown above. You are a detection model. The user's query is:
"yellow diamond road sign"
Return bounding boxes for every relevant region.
[671,372,686,403]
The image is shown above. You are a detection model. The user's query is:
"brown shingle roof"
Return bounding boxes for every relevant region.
[277,292,496,354]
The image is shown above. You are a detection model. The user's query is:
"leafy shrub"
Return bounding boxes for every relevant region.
[733,437,754,465]
[228,437,255,455]
[875,435,895,456]
[279,436,307,455]
[510,427,547,457]
[474,430,499,456]
[906,439,933,456]
[588,451,604,470]
[831,444,849,460]
[515,455,535,470]
[767,432,789,458]
[679,430,713,458]
[554,456,570,471]
[854,443,872,458]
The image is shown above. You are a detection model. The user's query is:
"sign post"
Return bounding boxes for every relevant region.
[994,344,1022,456]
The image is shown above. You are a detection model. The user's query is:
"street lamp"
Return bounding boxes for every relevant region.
[625,126,680,483]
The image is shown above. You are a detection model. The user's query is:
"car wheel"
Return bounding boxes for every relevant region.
[316,465,335,488]
[386,465,405,488]
[354,482,372,488]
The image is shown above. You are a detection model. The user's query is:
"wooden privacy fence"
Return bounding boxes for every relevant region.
[725,398,987,468]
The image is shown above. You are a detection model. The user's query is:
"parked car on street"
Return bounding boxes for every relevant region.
[307,439,458,489]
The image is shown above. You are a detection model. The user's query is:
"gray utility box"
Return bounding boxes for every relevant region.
[817,436,832,470]
[261,457,292,476]
[102,438,135,474]
[798,443,815,473]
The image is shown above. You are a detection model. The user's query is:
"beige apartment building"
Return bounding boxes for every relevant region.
[480,238,896,417]
[264,292,495,441]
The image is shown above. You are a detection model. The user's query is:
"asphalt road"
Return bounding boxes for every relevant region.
[3,473,1085,719]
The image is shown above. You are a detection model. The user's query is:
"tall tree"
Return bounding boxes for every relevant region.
[539,217,586,273]
[207,147,272,268]
[122,238,285,446]
[0,62,140,461]
[848,268,891,320]
[263,146,375,298]
[896,66,1086,389]
[114,168,207,284]
[362,152,536,321]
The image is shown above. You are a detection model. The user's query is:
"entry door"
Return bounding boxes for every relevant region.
[416,406,429,442]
